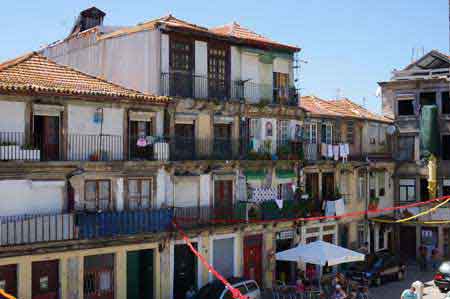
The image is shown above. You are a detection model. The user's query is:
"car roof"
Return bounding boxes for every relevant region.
[197,277,250,298]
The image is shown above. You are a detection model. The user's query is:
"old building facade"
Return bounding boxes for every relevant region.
[0,6,397,299]
[379,50,450,261]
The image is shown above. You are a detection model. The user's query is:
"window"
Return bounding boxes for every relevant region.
[249,119,259,138]
[378,125,387,145]
[443,135,450,160]
[84,180,111,211]
[169,36,194,97]
[277,183,293,200]
[126,178,152,210]
[420,92,436,106]
[358,171,367,202]
[321,123,333,144]
[265,121,273,137]
[397,136,415,161]
[368,124,377,144]
[303,123,317,144]
[346,121,354,144]
[442,92,450,114]
[277,120,290,147]
[273,72,289,103]
[399,179,416,202]
[398,100,415,116]
[420,178,429,202]
[378,172,386,197]
[357,223,365,248]
[208,44,229,99]
[369,173,376,199]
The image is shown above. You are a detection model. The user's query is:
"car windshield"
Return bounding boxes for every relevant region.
[439,262,450,274]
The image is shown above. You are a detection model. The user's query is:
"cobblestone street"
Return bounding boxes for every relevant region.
[371,264,446,299]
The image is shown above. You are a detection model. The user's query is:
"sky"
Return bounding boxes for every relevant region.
[0,0,448,113]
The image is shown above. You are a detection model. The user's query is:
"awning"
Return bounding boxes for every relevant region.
[244,170,266,182]
[276,169,296,185]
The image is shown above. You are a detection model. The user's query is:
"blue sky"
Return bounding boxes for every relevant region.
[0,0,448,112]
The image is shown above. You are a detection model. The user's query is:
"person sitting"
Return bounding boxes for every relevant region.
[401,285,417,299]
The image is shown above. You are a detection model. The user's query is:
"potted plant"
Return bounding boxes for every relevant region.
[368,196,380,210]
[277,145,291,160]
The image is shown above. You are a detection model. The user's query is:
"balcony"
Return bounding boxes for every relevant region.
[0,209,173,246]
[160,72,298,106]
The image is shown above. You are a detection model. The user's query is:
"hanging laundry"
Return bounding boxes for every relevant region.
[333,145,339,161]
[335,198,346,216]
[325,200,336,216]
[327,144,333,158]
[275,198,284,209]
[339,143,345,158]
[321,143,327,157]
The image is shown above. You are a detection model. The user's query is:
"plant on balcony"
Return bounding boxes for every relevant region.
[368,196,380,210]
[0,141,17,146]
[277,145,291,160]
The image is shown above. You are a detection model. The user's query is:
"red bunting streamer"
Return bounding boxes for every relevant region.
[172,220,248,299]
[172,196,450,299]
[176,195,450,225]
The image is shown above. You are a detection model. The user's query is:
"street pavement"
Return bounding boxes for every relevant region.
[370,264,446,299]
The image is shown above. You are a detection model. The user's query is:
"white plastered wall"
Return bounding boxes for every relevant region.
[0,101,26,133]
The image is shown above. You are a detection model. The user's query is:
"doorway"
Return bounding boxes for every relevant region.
[32,260,59,299]
[173,243,197,299]
[214,180,233,220]
[84,254,115,299]
[399,226,417,260]
[322,173,335,200]
[34,115,60,161]
[275,232,295,285]
[127,249,154,299]
[174,123,195,160]
[244,235,263,286]
[0,264,17,297]
[213,124,232,159]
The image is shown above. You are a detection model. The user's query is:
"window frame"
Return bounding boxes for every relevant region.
[442,91,450,115]
[84,180,112,211]
[397,99,415,116]
[397,135,415,161]
[321,122,333,144]
[303,122,318,144]
[399,179,416,202]
[273,72,290,103]
[125,177,153,210]
[346,120,354,144]
[169,34,194,73]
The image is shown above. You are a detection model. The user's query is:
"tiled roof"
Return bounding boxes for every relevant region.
[0,52,169,103]
[210,22,299,51]
[99,15,300,52]
[300,96,392,123]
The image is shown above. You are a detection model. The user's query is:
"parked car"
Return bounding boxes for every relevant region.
[195,277,261,299]
[434,261,450,293]
[345,250,406,286]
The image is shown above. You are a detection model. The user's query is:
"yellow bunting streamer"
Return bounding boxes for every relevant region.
[395,197,450,223]
[0,289,16,299]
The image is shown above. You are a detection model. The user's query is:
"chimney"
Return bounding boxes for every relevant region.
[70,7,106,35]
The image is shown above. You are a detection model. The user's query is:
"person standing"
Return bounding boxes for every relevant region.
[400,285,417,299]
[431,247,440,271]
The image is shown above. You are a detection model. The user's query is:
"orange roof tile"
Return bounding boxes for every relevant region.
[0,52,169,104]
[98,15,300,52]
[210,22,299,51]
[300,96,392,123]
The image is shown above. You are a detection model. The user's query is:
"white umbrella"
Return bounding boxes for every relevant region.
[275,240,365,266]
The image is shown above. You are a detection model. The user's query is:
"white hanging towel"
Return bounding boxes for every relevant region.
[275,199,284,209]
[325,200,336,216]
[339,143,346,158]
[333,145,339,160]
[327,144,333,158]
[321,143,327,157]
[344,143,350,156]
[335,198,346,216]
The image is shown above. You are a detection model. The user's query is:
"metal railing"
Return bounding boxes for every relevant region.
[0,132,58,161]
[160,72,298,105]
[128,135,170,161]
[0,209,173,246]
[67,134,123,161]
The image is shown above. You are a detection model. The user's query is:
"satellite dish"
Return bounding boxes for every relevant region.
[386,125,397,135]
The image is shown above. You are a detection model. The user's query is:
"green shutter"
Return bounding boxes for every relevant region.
[244,170,266,181]
[276,169,296,179]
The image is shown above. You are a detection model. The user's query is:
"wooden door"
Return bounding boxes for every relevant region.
[214,124,232,158]
[129,120,152,160]
[0,264,17,297]
[32,260,59,299]
[173,244,197,299]
[84,254,114,299]
[208,44,229,99]
[43,116,60,161]
[244,235,262,286]
[305,173,319,199]
[214,180,233,220]
[322,173,335,200]
[174,124,195,160]
[127,249,154,299]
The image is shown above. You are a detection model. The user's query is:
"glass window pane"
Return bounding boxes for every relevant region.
[85,182,96,201]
